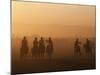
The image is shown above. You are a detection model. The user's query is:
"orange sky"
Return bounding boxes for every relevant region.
[12,1,96,38]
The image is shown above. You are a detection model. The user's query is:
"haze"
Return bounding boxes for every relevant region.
[12,1,96,38]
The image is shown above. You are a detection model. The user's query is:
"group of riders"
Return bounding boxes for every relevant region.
[20,36,53,59]
[74,38,94,56]
[20,36,94,59]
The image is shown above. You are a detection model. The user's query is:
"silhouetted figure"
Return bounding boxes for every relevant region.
[20,36,29,58]
[31,37,39,59]
[74,38,81,56]
[46,37,54,60]
[83,39,92,56]
[38,37,45,58]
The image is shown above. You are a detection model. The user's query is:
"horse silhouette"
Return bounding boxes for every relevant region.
[38,37,45,58]
[46,37,54,59]
[74,38,81,56]
[31,37,39,59]
[20,36,29,58]
[83,39,93,56]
